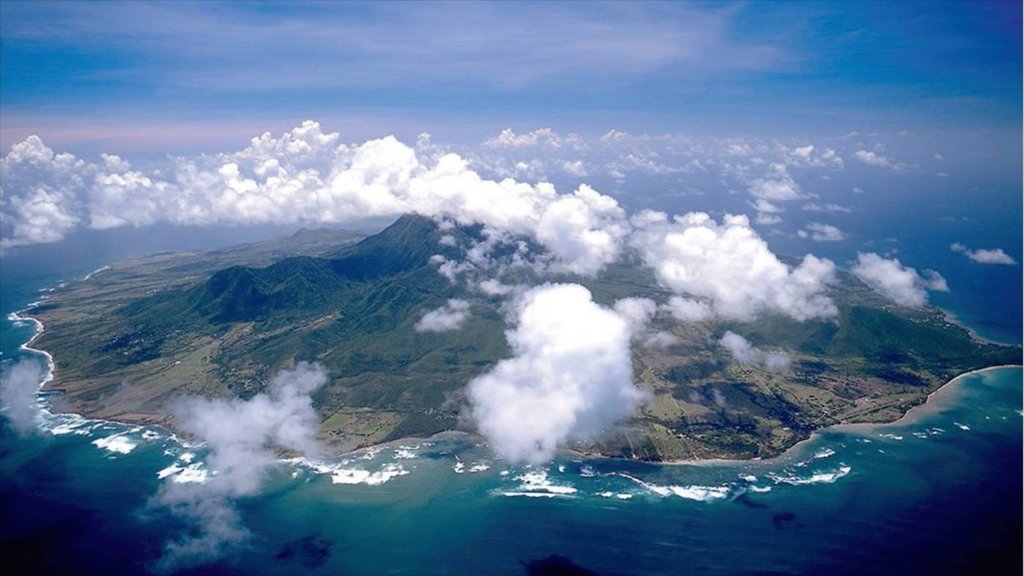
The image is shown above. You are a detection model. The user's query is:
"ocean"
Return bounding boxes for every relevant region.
[1,253,1021,576]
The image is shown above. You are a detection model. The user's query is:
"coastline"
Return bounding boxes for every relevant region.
[940,307,1020,348]
[7,274,1022,467]
[8,310,56,390]
[661,363,1023,468]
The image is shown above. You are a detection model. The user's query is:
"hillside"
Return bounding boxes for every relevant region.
[31,215,1022,459]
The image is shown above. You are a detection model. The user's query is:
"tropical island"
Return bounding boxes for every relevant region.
[27,215,1022,461]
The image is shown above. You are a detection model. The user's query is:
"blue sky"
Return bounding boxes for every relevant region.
[1,1,1020,153]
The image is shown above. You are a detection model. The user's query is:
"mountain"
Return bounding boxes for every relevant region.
[30,215,1022,459]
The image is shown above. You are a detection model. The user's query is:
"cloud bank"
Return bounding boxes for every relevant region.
[467,284,646,464]
[851,252,948,308]
[2,122,631,278]
[630,211,837,322]
[155,362,327,571]
[951,243,1017,266]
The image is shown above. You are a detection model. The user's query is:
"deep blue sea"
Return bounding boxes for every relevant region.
[1,250,1021,576]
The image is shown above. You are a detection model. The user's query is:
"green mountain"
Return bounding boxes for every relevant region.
[31,215,1022,459]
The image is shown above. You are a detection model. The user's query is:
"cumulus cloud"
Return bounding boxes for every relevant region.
[798,222,845,242]
[853,149,906,170]
[718,332,791,372]
[467,284,646,464]
[613,297,658,333]
[851,252,948,308]
[415,299,471,332]
[950,243,1017,266]
[0,358,45,435]
[2,123,630,277]
[631,211,837,322]
[155,362,327,571]
[743,163,812,224]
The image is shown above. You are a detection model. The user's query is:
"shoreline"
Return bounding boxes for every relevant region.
[7,282,1022,468]
[8,310,56,389]
[655,363,1023,468]
[939,307,1020,348]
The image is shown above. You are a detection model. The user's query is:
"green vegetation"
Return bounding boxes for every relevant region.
[31,215,1022,459]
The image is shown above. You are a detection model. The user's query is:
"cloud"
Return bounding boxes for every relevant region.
[415,299,471,333]
[2,124,631,277]
[718,332,791,372]
[613,297,658,333]
[851,252,948,308]
[0,136,85,247]
[154,362,327,571]
[853,149,907,170]
[0,359,45,435]
[802,202,851,214]
[798,222,845,242]
[467,284,645,464]
[631,210,837,322]
[1,2,790,98]
[950,242,1017,266]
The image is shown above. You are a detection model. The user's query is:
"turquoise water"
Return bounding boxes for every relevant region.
[1,266,1021,575]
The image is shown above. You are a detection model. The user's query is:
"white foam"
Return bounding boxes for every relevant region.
[739,474,758,483]
[597,491,633,500]
[879,433,903,441]
[467,463,490,473]
[748,486,772,493]
[300,459,410,486]
[157,464,182,479]
[172,463,211,484]
[82,265,111,281]
[328,463,409,486]
[92,434,138,455]
[813,448,835,459]
[616,473,730,502]
[46,414,95,436]
[508,470,577,496]
[500,491,561,498]
[769,465,852,486]
[453,461,465,474]
[953,422,971,431]
[393,447,418,460]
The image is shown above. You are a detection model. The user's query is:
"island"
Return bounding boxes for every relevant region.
[27,215,1022,461]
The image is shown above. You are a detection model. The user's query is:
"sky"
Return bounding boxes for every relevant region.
[0,1,1020,153]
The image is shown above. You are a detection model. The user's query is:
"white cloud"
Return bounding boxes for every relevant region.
[467,284,645,464]
[415,299,471,333]
[718,331,790,372]
[155,362,327,570]
[613,297,658,333]
[854,149,898,169]
[851,252,948,308]
[950,242,1017,266]
[0,359,45,436]
[631,211,837,322]
[2,124,632,277]
[798,222,845,242]
[802,202,851,214]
